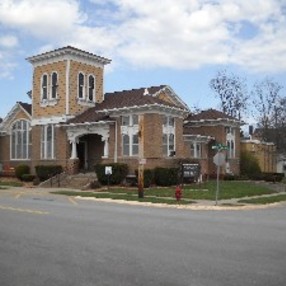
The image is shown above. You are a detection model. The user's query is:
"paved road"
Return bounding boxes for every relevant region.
[0,188,286,286]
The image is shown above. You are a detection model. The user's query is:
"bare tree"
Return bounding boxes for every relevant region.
[251,78,286,153]
[252,78,283,130]
[209,70,248,120]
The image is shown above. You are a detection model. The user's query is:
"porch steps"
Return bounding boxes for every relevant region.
[39,172,98,190]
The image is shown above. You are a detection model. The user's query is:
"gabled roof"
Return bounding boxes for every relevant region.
[185,109,238,122]
[0,102,32,133]
[69,85,187,124]
[18,102,32,116]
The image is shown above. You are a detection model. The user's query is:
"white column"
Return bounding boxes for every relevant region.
[103,137,109,158]
[70,139,78,159]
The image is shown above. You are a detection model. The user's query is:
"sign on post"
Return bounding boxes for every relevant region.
[105,166,112,175]
[213,152,226,166]
[182,164,200,183]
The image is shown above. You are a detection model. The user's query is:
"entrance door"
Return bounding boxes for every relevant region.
[77,141,87,171]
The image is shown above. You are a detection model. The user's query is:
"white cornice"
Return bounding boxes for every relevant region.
[31,115,74,126]
[184,118,242,127]
[98,103,187,118]
[183,134,215,143]
[26,46,111,68]
[157,86,190,112]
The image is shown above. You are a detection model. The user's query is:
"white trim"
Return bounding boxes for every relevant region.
[41,73,49,100]
[10,119,31,160]
[31,115,74,126]
[41,124,55,160]
[154,86,190,112]
[87,74,96,102]
[50,71,59,99]
[26,47,111,68]
[77,71,85,100]
[99,103,187,118]
[0,103,32,132]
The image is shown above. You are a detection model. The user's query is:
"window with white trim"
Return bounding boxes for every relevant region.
[121,115,139,156]
[88,75,95,102]
[10,120,31,160]
[190,142,202,158]
[41,74,48,100]
[78,72,85,99]
[51,72,58,99]
[41,125,55,159]
[162,116,175,156]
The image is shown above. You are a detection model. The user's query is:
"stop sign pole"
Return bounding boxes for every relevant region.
[212,144,228,205]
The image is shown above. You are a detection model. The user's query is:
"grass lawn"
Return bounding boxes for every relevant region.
[238,194,286,205]
[51,190,194,205]
[0,181,23,187]
[51,180,278,203]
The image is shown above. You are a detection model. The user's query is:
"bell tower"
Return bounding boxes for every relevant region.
[26,46,111,125]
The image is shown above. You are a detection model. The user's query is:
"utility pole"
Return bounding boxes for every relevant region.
[138,114,144,198]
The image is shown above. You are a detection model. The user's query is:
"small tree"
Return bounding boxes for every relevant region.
[240,150,261,179]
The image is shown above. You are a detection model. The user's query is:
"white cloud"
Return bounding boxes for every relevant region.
[0,0,285,73]
[0,35,18,48]
[0,0,85,40]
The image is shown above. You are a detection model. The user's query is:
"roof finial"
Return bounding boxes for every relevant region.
[143,88,149,96]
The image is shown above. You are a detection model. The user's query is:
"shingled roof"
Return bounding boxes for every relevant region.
[69,85,184,124]
[18,102,32,116]
[185,109,238,122]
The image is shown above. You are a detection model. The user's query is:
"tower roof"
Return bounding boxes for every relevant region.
[26,46,111,67]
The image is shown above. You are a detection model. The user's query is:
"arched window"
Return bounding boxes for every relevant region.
[11,120,31,159]
[51,72,58,99]
[88,75,95,102]
[41,74,48,100]
[78,72,85,99]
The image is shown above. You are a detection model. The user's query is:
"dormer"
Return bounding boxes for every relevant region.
[26,46,111,124]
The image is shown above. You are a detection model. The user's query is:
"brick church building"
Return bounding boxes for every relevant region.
[0,46,242,177]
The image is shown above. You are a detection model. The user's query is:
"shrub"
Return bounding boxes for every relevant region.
[240,150,261,179]
[21,174,35,182]
[15,164,30,180]
[95,163,128,185]
[263,172,284,183]
[154,167,179,186]
[35,165,63,181]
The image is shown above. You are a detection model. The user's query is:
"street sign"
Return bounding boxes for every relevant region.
[213,152,226,166]
[212,143,228,151]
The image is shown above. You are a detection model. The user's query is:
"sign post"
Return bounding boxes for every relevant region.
[105,166,112,190]
[138,115,144,199]
[212,144,228,205]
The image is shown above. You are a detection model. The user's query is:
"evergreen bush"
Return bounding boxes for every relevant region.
[15,164,30,180]
[95,163,128,185]
[154,167,179,186]
[35,165,63,181]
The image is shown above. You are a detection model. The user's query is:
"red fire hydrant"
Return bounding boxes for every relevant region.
[175,185,182,202]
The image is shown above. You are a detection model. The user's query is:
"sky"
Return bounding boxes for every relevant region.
[0,0,285,126]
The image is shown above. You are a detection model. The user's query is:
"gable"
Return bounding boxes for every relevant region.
[0,102,31,134]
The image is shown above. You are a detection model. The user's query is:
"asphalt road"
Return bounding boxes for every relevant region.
[0,189,286,286]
